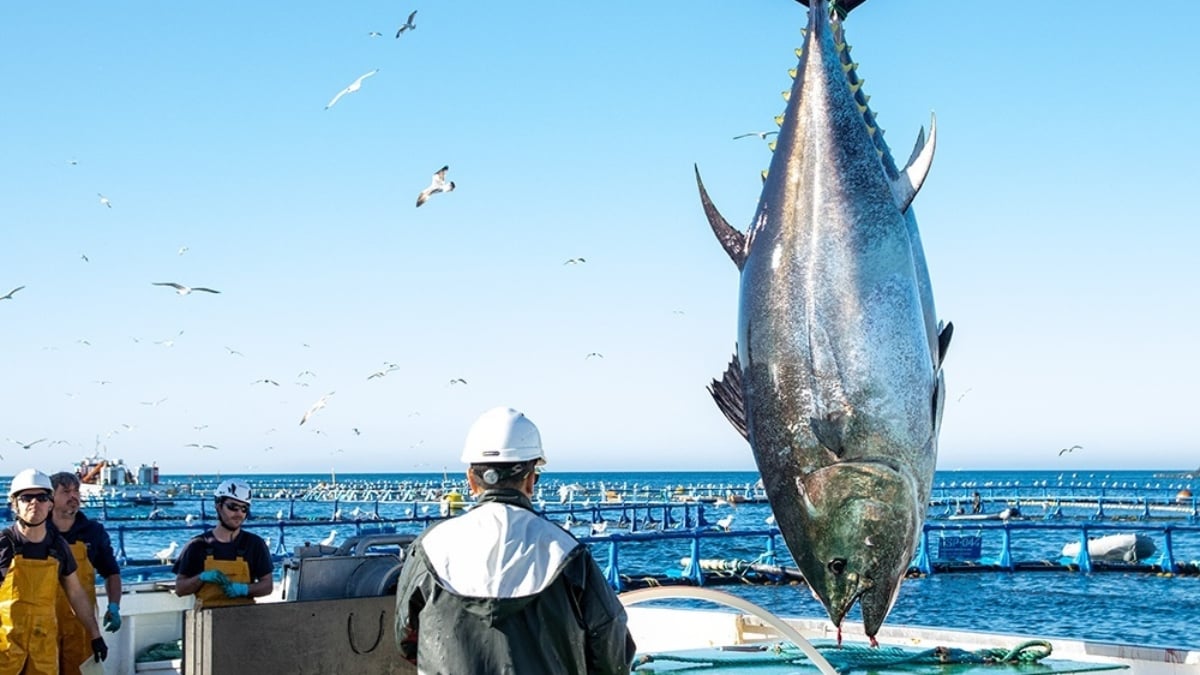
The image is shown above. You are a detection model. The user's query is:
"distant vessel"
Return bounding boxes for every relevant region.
[1061,532,1157,563]
[74,455,170,502]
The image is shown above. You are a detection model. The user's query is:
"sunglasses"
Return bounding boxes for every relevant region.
[222,501,249,513]
[17,493,52,504]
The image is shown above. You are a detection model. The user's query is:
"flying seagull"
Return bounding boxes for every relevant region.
[585,352,604,359]
[733,130,779,141]
[184,443,219,450]
[252,379,280,387]
[1058,444,1083,456]
[7,438,47,450]
[416,166,455,207]
[395,10,417,37]
[448,378,468,386]
[152,282,220,295]
[563,258,586,265]
[1,286,25,301]
[325,68,379,110]
[300,391,335,426]
[98,193,112,208]
[368,31,383,38]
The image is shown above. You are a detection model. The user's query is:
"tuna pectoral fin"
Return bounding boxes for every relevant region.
[937,320,953,368]
[707,354,748,441]
[890,113,937,213]
[810,413,848,457]
[694,165,747,270]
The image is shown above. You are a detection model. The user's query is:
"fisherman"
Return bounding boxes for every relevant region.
[971,491,983,514]
[172,478,273,609]
[48,471,123,675]
[0,469,108,673]
[395,406,637,673]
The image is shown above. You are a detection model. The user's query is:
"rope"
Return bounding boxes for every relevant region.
[632,639,1053,673]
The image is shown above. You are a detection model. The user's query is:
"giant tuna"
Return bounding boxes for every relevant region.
[700,0,952,643]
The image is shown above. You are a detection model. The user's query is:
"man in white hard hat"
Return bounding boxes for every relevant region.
[173,478,273,609]
[0,468,108,673]
[395,407,637,674]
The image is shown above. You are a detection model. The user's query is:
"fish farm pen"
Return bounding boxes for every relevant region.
[42,479,1200,587]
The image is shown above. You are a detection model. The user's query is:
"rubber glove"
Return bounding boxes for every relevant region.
[103,602,121,632]
[198,569,229,586]
[222,581,250,598]
[92,637,109,662]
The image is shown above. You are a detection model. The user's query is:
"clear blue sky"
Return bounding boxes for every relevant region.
[2,2,1197,475]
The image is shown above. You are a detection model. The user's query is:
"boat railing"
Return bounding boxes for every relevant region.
[913,520,1200,575]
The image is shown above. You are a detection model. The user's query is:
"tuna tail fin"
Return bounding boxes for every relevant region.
[936,320,953,368]
[707,354,748,441]
[694,165,747,270]
[794,0,868,19]
[890,113,937,213]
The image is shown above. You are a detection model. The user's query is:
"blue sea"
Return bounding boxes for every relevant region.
[82,468,1200,651]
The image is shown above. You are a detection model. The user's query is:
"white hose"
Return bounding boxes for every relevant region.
[619,586,839,675]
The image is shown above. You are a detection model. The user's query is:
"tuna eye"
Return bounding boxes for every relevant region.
[827,558,847,575]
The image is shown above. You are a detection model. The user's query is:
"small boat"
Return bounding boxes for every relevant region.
[1061,532,1156,563]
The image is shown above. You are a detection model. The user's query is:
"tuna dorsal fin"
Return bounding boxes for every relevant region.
[810,412,847,457]
[937,320,954,368]
[694,165,747,269]
[889,113,937,213]
[707,354,748,441]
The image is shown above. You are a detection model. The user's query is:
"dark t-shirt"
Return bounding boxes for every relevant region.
[0,525,78,585]
[172,529,272,581]
[49,511,122,578]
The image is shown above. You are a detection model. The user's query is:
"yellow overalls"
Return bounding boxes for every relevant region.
[0,552,61,675]
[195,553,253,610]
[56,540,96,675]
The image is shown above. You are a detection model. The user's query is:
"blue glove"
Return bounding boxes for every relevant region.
[198,570,230,586]
[222,582,250,598]
[103,602,121,632]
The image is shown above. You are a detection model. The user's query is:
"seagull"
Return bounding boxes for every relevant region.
[1,286,25,301]
[81,254,89,262]
[367,31,383,38]
[300,391,335,426]
[319,529,338,547]
[98,193,112,208]
[1058,444,1083,456]
[252,379,280,387]
[184,443,219,450]
[177,246,189,256]
[7,438,47,450]
[585,352,604,360]
[297,370,317,379]
[563,258,586,265]
[416,165,455,207]
[152,282,220,295]
[325,68,380,110]
[448,378,468,386]
[154,541,179,564]
[140,397,168,406]
[225,346,244,357]
[395,10,417,37]
[715,514,735,532]
[733,130,779,141]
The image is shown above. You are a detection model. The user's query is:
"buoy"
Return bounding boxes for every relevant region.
[1176,488,1193,504]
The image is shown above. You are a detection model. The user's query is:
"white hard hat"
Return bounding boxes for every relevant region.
[9,469,53,500]
[461,407,546,465]
[214,478,253,504]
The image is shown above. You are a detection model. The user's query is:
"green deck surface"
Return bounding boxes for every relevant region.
[633,640,1127,674]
